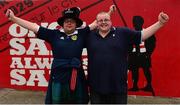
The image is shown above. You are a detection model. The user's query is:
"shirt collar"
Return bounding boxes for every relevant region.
[59,28,78,36]
[96,27,116,33]
[96,27,116,38]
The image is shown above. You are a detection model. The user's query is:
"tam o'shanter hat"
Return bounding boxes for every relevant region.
[57,7,83,27]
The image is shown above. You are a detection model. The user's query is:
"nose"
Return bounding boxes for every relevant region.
[102,20,106,23]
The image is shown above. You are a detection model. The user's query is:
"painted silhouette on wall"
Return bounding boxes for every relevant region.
[128,16,156,96]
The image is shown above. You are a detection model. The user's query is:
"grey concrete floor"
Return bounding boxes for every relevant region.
[1,88,180,104]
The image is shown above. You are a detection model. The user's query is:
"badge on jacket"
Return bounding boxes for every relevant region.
[71,35,77,41]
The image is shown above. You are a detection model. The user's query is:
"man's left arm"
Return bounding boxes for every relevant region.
[141,12,169,41]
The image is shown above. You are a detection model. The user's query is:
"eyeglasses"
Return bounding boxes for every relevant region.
[97,19,111,23]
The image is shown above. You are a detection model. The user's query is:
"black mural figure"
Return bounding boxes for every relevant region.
[128,16,156,96]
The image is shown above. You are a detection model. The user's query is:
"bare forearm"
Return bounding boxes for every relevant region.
[141,21,163,40]
[141,12,169,41]
[11,16,39,33]
[108,5,116,16]
[89,20,97,30]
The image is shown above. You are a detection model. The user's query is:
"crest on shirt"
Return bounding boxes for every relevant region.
[71,35,78,41]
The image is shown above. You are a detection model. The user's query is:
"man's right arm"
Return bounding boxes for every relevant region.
[6,9,40,33]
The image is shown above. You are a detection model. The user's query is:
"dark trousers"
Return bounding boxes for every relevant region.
[90,90,127,104]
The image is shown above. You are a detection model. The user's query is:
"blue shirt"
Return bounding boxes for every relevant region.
[86,27,141,94]
[37,26,90,82]
[37,26,90,59]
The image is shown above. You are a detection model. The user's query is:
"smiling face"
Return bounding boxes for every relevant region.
[63,18,77,34]
[96,12,112,33]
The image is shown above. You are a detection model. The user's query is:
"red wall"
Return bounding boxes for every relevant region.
[0,0,180,97]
